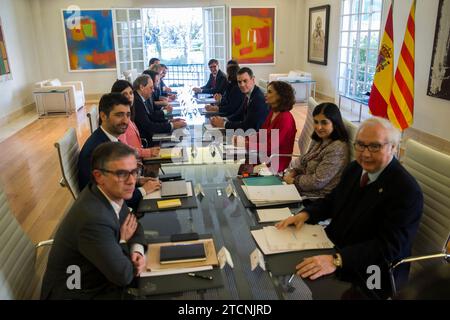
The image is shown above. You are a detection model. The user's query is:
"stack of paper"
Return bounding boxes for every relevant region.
[251,225,334,255]
[256,207,293,222]
[241,184,302,207]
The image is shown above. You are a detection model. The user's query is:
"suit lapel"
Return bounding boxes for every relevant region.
[90,184,121,230]
[340,159,397,237]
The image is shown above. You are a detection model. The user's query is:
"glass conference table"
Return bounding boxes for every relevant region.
[135,99,352,299]
[136,143,352,300]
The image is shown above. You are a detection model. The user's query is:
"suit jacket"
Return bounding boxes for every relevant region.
[133,93,171,146]
[41,183,145,299]
[201,70,227,95]
[225,86,269,132]
[305,158,423,298]
[77,128,142,210]
[293,139,349,198]
[218,81,245,117]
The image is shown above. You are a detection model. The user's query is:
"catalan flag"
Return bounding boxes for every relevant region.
[368,2,394,119]
[388,0,416,131]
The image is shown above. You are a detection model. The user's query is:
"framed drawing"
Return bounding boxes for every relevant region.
[308,5,330,65]
[0,17,12,81]
[61,9,116,72]
[230,7,276,64]
[427,0,450,101]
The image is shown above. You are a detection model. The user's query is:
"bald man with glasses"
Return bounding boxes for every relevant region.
[42,142,147,299]
[277,117,423,299]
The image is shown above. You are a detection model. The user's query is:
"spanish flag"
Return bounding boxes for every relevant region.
[368,2,394,119]
[388,0,416,131]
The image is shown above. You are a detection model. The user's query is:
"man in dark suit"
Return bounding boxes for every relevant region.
[42,142,146,299]
[78,93,160,210]
[210,67,269,132]
[193,59,227,95]
[277,117,423,299]
[133,74,186,147]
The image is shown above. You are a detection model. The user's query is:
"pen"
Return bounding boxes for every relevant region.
[288,273,296,284]
[188,272,213,280]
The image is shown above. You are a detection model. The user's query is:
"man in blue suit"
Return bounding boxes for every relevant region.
[78,93,160,210]
[210,67,269,132]
[133,75,186,147]
[277,117,423,299]
[193,59,228,95]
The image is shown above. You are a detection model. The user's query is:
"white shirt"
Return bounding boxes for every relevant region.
[97,186,145,257]
[361,156,394,185]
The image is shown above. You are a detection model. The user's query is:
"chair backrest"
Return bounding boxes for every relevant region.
[402,139,450,276]
[343,118,359,161]
[0,184,37,299]
[86,105,99,134]
[55,128,80,199]
[297,97,318,155]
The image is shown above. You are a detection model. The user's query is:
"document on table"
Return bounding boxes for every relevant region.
[256,207,293,222]
[140,265,213,277]
[241,184,302,207]
[251,224,334,255]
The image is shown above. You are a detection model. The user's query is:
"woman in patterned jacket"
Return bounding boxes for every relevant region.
[284,102,349,200]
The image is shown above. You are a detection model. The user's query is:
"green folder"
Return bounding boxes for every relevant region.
[242,176,284,186]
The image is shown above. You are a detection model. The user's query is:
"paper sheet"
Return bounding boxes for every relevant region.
[251,224,334,255]
[256,207,293,222]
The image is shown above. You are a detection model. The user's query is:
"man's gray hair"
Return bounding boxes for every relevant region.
[357,117,401,146]
[133,74,151,91]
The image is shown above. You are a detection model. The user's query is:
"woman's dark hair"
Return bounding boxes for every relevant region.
[311,102,349,142]
[226,64,240,82]
[111,79,132,94]
[111,79,135,121]
[267,81,295,112]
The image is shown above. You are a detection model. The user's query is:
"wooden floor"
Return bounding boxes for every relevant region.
[0,104,94,244]
[0,102,308,245]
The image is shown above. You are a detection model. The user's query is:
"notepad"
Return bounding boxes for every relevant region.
[243,176,284,186]
[160,243,207,264]
[161,180,188,197]
[159,148,182,159]
[157,198,182,209]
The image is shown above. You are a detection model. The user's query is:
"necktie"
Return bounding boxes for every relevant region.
[242,96,249,113]
[360,172,369,188]
[211,76,216,88]
[144,99,152,114]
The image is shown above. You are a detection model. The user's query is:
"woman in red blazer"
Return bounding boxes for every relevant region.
[248,81,297,173]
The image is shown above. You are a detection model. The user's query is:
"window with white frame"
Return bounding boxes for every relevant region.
[337,0,383,98]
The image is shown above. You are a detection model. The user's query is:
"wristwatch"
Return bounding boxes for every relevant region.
[333,253,343,268]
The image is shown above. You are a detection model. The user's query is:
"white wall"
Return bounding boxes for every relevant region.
[300,0,340,97]
[0,0,41,119]
[33,0,302,95]
[300,0,450,140]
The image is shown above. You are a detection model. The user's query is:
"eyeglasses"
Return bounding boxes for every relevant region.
[97,167,141,181]
[353,141,390,153]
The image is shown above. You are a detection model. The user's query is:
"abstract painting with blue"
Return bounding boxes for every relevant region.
[62,9,116,71]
